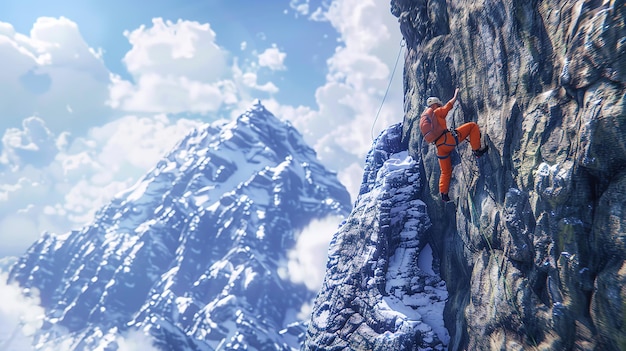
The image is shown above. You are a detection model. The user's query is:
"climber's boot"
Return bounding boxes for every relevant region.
[473,145,489,158]
[441,193,451,202]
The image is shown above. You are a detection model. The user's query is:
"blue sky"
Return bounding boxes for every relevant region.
[1,0,337,107]
[0,0,404,261]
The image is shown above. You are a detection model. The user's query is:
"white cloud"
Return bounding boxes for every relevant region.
[0,115,203,257]
[289,0,327,20]
[290,0,310,17]
[0,273,44,351]
[0,17,112,134]
[258,44,287,71]
[108,18,285,115]
[116,330,160,351]
[0,211,44,258]
[241,72,279,94]
[0,257,16,273]
[93,115,199,170]
[122,18,227,81]
[318,0,404,154]
[338,162,366,200]
[1,117,58,169]
[265,0,404,199]
[309,7,327,21]
[287,216,343,291]
[108,18,232,114]
[108,73,228,114]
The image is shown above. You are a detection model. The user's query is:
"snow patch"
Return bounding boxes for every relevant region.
[418,244,435,276]
[378,295,421,320]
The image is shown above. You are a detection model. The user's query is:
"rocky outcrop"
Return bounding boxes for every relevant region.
[303,123,449,351]
[394,0,626,350]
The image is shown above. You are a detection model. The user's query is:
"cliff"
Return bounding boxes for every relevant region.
[397,0,625,350]
[304,0,625,350]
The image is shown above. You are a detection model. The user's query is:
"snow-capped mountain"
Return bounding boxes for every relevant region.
[8,101,352,351]
[303,123,449,351]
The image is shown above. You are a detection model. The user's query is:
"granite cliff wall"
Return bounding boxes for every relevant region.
[395,0,626,350]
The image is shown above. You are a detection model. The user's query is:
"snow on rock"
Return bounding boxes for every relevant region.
[303,123,449,351]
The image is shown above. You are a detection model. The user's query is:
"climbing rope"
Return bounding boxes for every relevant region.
[371,38,405,141]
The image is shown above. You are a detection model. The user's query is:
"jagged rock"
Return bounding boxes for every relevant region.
[393,0,625,350]
[304,123,449,351]
[590,172,626,350]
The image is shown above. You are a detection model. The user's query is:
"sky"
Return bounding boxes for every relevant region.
[0,0,405,260]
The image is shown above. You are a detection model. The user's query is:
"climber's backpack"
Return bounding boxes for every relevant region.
[420,108,446,144]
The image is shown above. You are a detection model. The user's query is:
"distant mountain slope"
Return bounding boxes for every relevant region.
[8,101,352,351]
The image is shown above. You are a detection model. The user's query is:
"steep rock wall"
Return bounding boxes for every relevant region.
[394,0,625,350]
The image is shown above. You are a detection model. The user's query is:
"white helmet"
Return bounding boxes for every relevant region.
[426,97,442,107]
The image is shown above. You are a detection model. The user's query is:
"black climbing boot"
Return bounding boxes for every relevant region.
[441,193,450,202]
[473,145,489,158]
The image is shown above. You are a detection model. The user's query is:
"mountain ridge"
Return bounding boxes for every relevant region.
[8,101,352,351]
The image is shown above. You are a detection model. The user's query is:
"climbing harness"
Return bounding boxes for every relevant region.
[371,38,405,141]
[435,129,461,159]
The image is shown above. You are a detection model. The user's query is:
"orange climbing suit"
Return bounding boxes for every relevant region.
[430,100,482,195]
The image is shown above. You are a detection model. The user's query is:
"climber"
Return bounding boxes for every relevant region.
[422,88,488,202]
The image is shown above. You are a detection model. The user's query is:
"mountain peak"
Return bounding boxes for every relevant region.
[8,103,351,351]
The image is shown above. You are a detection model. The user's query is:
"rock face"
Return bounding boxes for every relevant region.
[8,102,352,351]
[394,0,626,350]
